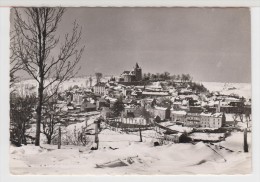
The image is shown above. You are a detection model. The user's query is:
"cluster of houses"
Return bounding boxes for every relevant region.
[55,63,251,134]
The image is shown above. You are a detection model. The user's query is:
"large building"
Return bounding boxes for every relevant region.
[93,82,107,95]
[120,63,142,82]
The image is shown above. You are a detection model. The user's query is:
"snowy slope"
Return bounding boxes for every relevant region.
[10,129,251,175]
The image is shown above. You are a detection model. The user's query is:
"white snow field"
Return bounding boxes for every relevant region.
[202,82,251,100]
[10,128,251,175]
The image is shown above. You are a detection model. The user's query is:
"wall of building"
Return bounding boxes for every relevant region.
[93,86,106,95]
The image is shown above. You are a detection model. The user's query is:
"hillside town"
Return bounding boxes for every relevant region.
[13,63,251,145]
[9,62,252,174]
[8,7,252,175]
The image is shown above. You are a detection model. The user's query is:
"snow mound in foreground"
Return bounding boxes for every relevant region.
[10,131,251,175]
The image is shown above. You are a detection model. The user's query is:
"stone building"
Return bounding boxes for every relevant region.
[120,63,142,83]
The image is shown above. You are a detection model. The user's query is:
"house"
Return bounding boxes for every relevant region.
[164,133,184,143]
[151,106,171,120]
[81,99,96,112]
[72,92,84,105]
[96,98,109,110]
[93,82,107,95]
[171,110,187,124]
[178,88,193,95]
[172,101,182,110]
[210,112,225,128]
[124,104,137,116]
[121,117,148,125]
[200,112,225,128]
[200,112,211,128]
[131,90,142,98]
[219,98,244,114]
[142,91,169,98]
[189,106,204,113]
[122,87,132,96]
[67,102,75,110]
[100,107,112,120]
[220,105,239,114]
[140,98,155,107]
[224,97,241,103]
[184,112,201,127]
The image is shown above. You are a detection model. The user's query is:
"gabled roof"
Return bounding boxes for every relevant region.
[94,82,106,87]
[200,112,212,117]
[212,112,223,118]
[142,91,169,96]
[122,71,131,74]
[121,70,135,76]
[154,106,169,111]
[172,110,187,115]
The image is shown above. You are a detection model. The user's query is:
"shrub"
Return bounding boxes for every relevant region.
[10,93,36,146]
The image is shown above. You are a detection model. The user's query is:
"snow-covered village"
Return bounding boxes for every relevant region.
[8,7,252,175]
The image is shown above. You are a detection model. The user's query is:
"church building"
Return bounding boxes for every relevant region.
[120,63,142,83]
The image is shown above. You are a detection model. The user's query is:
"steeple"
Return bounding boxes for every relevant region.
[134,62,142,81]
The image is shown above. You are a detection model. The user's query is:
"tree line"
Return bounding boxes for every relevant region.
[143,72,193,83]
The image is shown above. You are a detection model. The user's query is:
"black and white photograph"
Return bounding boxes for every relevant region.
[7,6,253,175]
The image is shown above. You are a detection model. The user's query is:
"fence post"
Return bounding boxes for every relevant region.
[85,117,88,127]
[121,113,124,132]
[244,129,248,152]
[58,127,61,149]
[94,120,99,149]
[139,127,143,142]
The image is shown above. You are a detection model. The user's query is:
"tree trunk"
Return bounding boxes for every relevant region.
[47,136,51,144]
[22,122,27,145]
[35,82,44,146]
[244,129,248,153]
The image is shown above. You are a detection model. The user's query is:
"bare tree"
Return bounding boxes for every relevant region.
[176,74,180,81]
[10,32,23,88]
[95,72,102,84]
[12,8,85,146]
[232,113,239,127]
[245,110,251,128]
[163,71,170,80]
[89,76,93,87]
[42,99,64,144]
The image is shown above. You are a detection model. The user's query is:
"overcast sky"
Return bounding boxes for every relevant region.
[13,7,251,83]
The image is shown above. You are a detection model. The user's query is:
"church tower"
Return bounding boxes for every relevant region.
[134,63,142,81]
